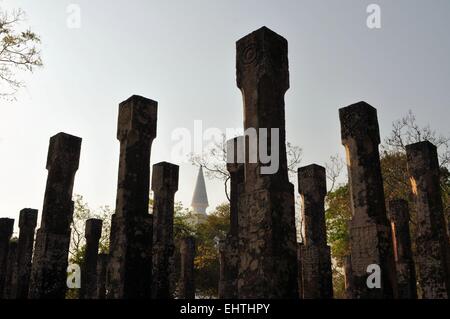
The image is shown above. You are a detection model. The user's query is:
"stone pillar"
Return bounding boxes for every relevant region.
[107,95,157,299]
[218,137,244,299]
[0,218,14,295]
[151,161,179,299]
[95,253,108,299]
[406,141,450,298]
[298,164,333,299]
[28,132,82,299]
[80,218,102,299]
[3,241,18,299]
[343,255,354,299]
[236,26,298,299]
[388,199,417,299]
[12,209,38,299]
[297,243,304,299]
[339,102,397,298]
[178,236,195,299]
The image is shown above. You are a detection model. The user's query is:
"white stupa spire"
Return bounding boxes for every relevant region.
[191,166,209,216]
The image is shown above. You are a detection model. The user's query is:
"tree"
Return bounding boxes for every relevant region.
[192,203,230,298]
[69,195,113,264]
[0,8,42,98]
[171,201,229,298]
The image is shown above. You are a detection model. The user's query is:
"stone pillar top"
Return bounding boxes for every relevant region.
[339,101,380,144]
[46,132,82,171]
[0,218,14,239]
[298,164,327,198]
[236,26,289,92]
[117,95,158,142]
[406,141,439,172]
[388,199,410,223]
[85,218,103,240]
[19,209,38,229]
[151,162,179,193]
[226,136,245,173]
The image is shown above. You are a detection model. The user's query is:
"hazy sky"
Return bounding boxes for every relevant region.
[1,0,449,230]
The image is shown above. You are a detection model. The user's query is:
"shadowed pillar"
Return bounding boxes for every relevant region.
[0,218,14,295]
[178,236,195,299]
[29,132,82,299]
[219,136,244,299]
[95,253,108,299]
[406,141,450,298]
[388,199,417,299]
[297,243,304,299]
[107,95,157,299]
[151,161,179,299]
[236,26,298,299]
[80,218,102,299]
[3,240,18,299]
[12,209,38,299]
[298,164,333,299]
[339,102,397,298]
[344,255,354,299]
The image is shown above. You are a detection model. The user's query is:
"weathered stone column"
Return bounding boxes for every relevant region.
[406,141,450,298]
[339,102,397,298]
[12,209,38,299]
[236,26,298,299]
[95,253,108,299]
[298,164,333,299]
[297,243,304,299]
[343,255,354,299]
[3,240,18,299]
[178,236,195,299]
[388,199,417,299]
[29,132,82,299]
[80,218,102,299]
[151,161,179,299]
[218,137,244,299]
[0,218,14,295]
[107,95,157,299]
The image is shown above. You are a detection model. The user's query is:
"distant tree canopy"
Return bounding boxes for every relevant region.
[0,8,42,98]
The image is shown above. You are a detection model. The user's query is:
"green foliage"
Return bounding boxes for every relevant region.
[193,203,230,298]
[325,185,351,267]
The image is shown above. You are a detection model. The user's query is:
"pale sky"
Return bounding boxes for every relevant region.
[1,1,449,231]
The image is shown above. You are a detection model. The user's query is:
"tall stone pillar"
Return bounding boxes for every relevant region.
[406,141,450,298]
[96,253,108,299]
[0,218,14,295]
[343,255,354,299]
[218,137,244,299]
[388,199,417,299]
[297,243,304,299]
[339,102,397,298]
[236,26,298,299]
[3,241,18,298]
[80,218,102,299]
[151,161,179,299]
[12,209,38,299]
[107,95,157,299]
[178,236,195,299]
[29,132,82,299]
[298,164,333,299]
